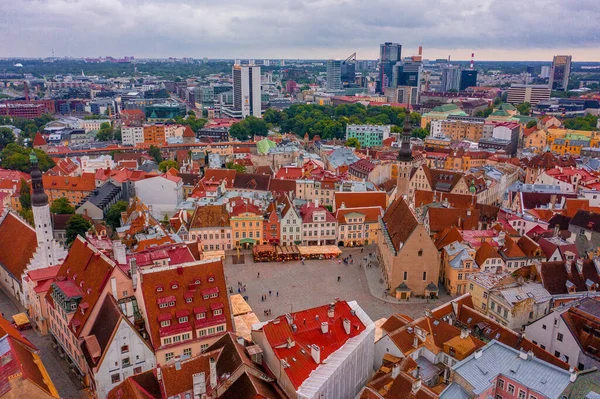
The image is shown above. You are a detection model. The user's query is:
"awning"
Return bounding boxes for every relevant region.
[240,238,257,244]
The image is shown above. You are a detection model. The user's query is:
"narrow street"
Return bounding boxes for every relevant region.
[0,288,87,399]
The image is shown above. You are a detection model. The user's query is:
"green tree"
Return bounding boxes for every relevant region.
[106,200,128,229]
[148,145,163,163]
[0,128,15,149]
[49,197,75,214]
[476,107,494,117]
[226,161,246,173]
[19,178,31,210]
[345,137,361,149]
[516,102,531,116]
[411,128,429,140]
[0,144,55,172]
[563,114,599,131]
[65,214,92,246]
[526,120,538,129]
[158,160,179,172]
[96,121,117,141]
[19,209,33,226]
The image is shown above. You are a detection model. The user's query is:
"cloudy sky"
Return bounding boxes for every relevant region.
[1,0,599,61]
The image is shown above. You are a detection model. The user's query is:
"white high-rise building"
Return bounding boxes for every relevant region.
[223,64,262,119]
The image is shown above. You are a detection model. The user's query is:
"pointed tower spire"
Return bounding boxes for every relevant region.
[398,112,413,162]
[30,152,48,207]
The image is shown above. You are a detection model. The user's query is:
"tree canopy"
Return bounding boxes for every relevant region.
[148,145,163,163]
[225,161,246,173]
[0,143,55,172]
[158,160,179,172]
[526,120,538,129]
[50,197,75,214]
[229,116,269,141]
[173,113,207,133]
[19,179,31,211]
[261,103,414,141]
[65,214,92,246]
[0,128,15,149]
[345,137,361,149]
[106,200,128,229]
[563,114,599,131]
[516,102,531,116]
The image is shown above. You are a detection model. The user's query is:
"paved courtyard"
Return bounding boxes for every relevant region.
[224,246,451,323]
[0,288,86,399]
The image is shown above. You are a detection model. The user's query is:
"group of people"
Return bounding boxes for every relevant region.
[230,281,247,294]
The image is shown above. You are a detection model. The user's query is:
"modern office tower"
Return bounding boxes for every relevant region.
[378,42,402,93]
[223,63,262,118]
[507,84,551,105]
[549,55,572,91]
[341,53,356,86]
[460,70,478,90]
[392,61,422,88]
[441,65,462,92]
[540,66,551,79]
[326,59,342,90]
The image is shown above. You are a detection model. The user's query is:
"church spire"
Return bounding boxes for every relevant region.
[397,112,413,162]
[30,152,48,207]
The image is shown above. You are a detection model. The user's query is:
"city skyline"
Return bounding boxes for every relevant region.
[2,0,599,61]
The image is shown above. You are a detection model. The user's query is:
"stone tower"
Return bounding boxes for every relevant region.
[396,114,414,200]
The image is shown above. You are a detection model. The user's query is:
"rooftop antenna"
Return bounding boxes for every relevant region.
[470,53,475,70]
[23,81,29,101]
[447,55,451,66]
[52,48,55,59]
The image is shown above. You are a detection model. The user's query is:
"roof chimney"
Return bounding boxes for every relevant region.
[209,357,217,388]
[130,259,138,290]
[570,368,577,382]
[411,379,422,393]
[192,372,207,397]
[321,321,329,334]
[285,313,294,325]
[328,303,335,319]
[460,328,469,339]
[311,344,320,364]
[343,318,351,335]
[391,364,400,379]
[474,349,482,359]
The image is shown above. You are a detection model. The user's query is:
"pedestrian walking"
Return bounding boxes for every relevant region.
[276,291,279,297]
[269,290,272,296]
[337,276,341,282]
[257,272,260,278]
[361,248,364,253]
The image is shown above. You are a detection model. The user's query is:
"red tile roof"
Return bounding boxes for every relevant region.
[42,173,96,192]
[299,202,336,223]
[138,259,233,350]
[275,166,302,180]
[0,212,37,282]
[202,169,236,188]
[46,236,116,337]
[335,191,387,210]
[259,301,366,389]
[26,265,61,282]
[427,207,480,233]
[413,190,475,209]
[182,126,195,138]
[382,198,419,252]
[33,132,47,146]
[125,243,195,269]
[335,206,382,224]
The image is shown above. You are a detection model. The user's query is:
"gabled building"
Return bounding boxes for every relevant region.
[134,173,184,218]
[446,340,574,399]
[46,236,132,383]
[251,300,375,399]
[279,194,302,246]
[335,206,382,247]
[81,295,155,399]
[378,198,440,299]
[525,298,600,371]
[299,200,337,246]
[0,317,59,398]
[188,205,232,251]
[537,258,600,296]
[230,200,264,248]
[442,241,479,296]
[133,258,233,365]
[487,282,551,330]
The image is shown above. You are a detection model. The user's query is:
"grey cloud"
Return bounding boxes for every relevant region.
[0,0,598,59]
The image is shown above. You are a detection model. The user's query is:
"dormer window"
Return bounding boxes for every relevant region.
[196,312,206,320]
[179,316,188,323]
[207,276,215,283]
[156,286,163,292]
[161,320,170,327]
[168,301,175,307]
[186,297,193,303]
[194,279,201,285]
[214,309,223,316]
[70,302,77,310]
[171,283,179,289]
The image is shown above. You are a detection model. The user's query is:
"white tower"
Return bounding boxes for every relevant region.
[29,152,64,267]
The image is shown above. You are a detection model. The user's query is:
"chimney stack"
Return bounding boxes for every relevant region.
[460,328,469,339]
[320,321,329,334]
[391,364,400,379]
[327,303,335,319]
[474,349,482,359]
[343,318,351,335]
[311,344,320,364]
[209,357,217,388]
